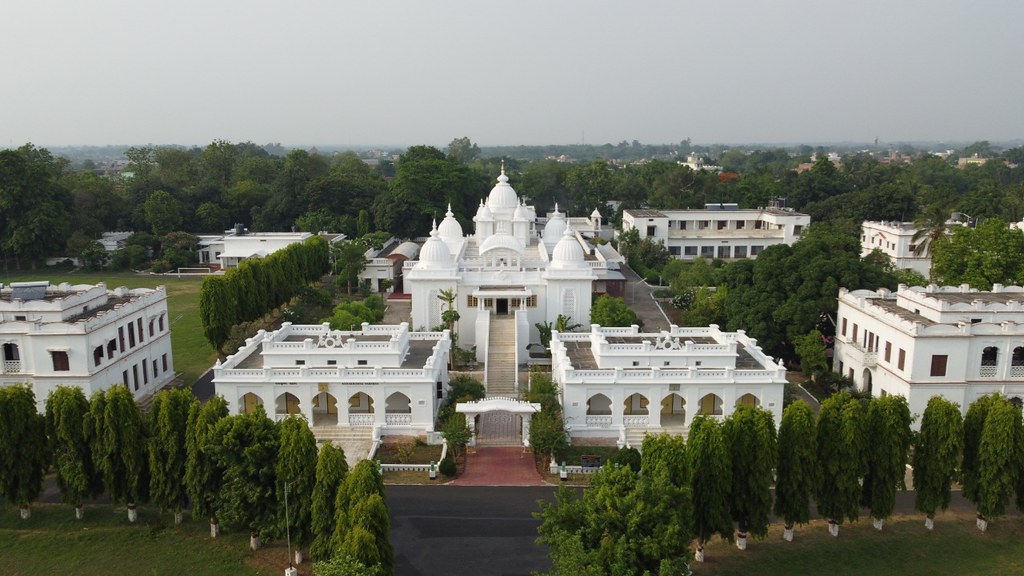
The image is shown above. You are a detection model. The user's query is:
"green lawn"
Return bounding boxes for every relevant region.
[691,512,1024,576]
[0,504,280,576]
[0,271,216,386]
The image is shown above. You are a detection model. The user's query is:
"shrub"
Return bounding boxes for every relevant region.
[439,457,457,477]
[614,447,642,472]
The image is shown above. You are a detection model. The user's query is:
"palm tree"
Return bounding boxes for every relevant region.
[911,205,950,258]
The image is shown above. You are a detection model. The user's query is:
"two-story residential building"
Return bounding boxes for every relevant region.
[622,203,809,261]
[834,284,1024,424]
[212,321,451,437]
[860,221,933,277]
[549,324,787,447]
[0,281,175,410]
[197,226,345,270]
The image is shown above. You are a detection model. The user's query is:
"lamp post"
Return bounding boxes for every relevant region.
[284,481,297,576]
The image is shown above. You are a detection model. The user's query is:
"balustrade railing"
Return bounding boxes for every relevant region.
[3,361,21,373]
[623,415,649,428]
[1012,365,1024,378]
[348,414,375,426]
[979,365,997,378]
[385,413,412,426]
[585,415,613,428]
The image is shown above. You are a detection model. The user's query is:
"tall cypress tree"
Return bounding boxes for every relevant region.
[185,395,228,536]
[0,385,49,519]
[277,416,318,564]
[688,415,732,561]
[311,442,349,561]
[149,388,198,524]
[774,401,817,541]
[91,386,148,521]
[862,395,913,530]
[913,396,963,529]
[815,392,866,536]
[45,386,102,519]
[333,460,392,574]
[724,405,777,549]
[961,394,996,504]
[973,395,1023,529]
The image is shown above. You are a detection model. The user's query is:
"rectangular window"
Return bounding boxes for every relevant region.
[159,315,165,331]
[700,246,714,257]
[327,360,337,366]
[930,355,948,377]
[467,295,477,307]
[108,339,117,358]
[734,246,747,258]
[717,220,727,230]
[143,361,149,384]
[128,323,136,348]
[94,346,104,367]
[162,354,168,372]
[153,360,159,376]
[684,246,698,256]
[736,220,745,229]
[137,318,144,343]
[754,220,764,229]
[295,360,305,366]
[119,327,125,352]
[852,324,858,342]
[717,246,731,258]
[898,349,906,371]
[132,365,139,390]
[149,320,155,337]
[646,226,656,236]
[679,221,687,230]
[884,341,892,362]
[527,295,538,307]
[841,317,847,337]
[793,225,804,235]
[122,370,129,387]
[669,246,680,256]
[357,360,368,366]
[751,245,764,256]
[51,351,70,371]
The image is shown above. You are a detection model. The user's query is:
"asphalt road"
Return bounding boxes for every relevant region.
[387,485,578,576]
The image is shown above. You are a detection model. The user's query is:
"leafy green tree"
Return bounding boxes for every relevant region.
[961,394,996,504]
[815,392,866,536]
[725,405,777,548]
[332,240,369,295]
[972,395,1023,528]
[311,442,349,561]
[793,329,828,376]
[276,416,318,563]
[199,275,237,353]
[185,395,229,537]
[148,388,198,524]
[78,241,110,270]
[0,385,49,518]
[446,136,481,164]
[688,415,732,561]
[440,413,473,465]
[640,432,689,487]
[45,386,101,518]
[589,294,639,327]
[0,145,73,267]
[535,464,693,575]
[931,218,1024,289]
[861,395,913,530]
[333,460,392,574]
[90,386,148,521]
[144,190,183,237]
[774,401,817,540]
[207,407,280,548]
[529,408,569,467]
[913,396,964,529]
[313,554,383,576]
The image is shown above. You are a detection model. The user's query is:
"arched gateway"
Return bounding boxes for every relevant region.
[456,397,542,447]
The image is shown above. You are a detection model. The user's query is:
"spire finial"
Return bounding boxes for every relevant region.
[500,159,506,175]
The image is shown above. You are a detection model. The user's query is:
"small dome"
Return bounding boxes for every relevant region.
[486,166,519,211]
[513,199,530,222]
[543,204,567,243]
[416,221,451,267]
[590,207,602,221]
[480,233,525,255]
[438,203,463,239]
[550,227,586,267]
[474,199,493,221]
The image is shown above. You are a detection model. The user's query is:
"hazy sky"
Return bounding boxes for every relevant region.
[3,0,1022,147]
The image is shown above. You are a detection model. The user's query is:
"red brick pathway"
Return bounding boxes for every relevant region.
[450,446,547,486]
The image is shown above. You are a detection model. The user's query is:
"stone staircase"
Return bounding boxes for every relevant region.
[486,316,518,397]
[624,427,649,450]
[312,425,374,468]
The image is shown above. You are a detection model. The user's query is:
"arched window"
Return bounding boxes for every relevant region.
[586,393,611,415]
[240,392,263,414]
[736,393,760,408]
[385,392,412,414]
[661,394,686,426]
[1012,347,1024,378]
[980,346,998,377]
[698,393,723,416]
[275,392,301,416]
[623,393,649,415]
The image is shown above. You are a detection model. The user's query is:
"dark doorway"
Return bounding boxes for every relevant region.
[497,299,509,315]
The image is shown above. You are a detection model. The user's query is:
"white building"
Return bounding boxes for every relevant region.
[622,203,809,260]
[197,226,344,270]
[212,322,451,436]
[835,284,1024,424]
[550,324,787,446]
[403,168,623,372]
[860,221,932,277]
[1,281,175,411]
[358,238,419,294]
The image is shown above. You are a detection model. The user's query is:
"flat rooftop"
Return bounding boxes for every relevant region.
[561,335,762,370]
[234,338,440,370]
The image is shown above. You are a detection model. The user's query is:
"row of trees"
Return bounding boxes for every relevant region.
[199,236,329,352]
[535,392,1024,574]
[0,384,393,574]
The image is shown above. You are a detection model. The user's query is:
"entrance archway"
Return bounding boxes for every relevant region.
[276,392,301,418]
[312,391,338,426]
[239,392,263,414]
[456,397,542,447]
[661,393,686,427]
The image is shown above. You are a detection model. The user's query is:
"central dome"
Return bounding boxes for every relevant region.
[486,167,518,211]
[438,203,463,239]
[550,226,586,268]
